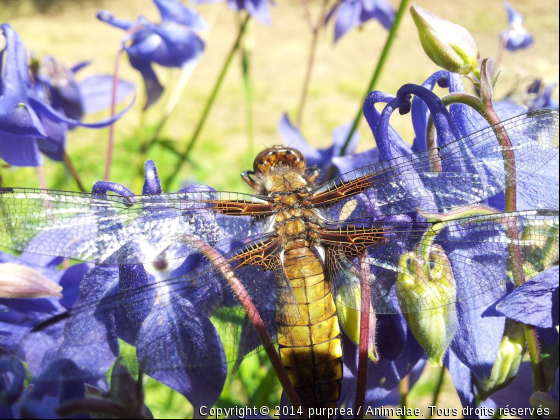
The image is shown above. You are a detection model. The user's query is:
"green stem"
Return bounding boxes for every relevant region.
[426,366,446,420]
[399,375,409,420]
[165,15,251,189]
[64,153,87,192]
[338,0,410,159]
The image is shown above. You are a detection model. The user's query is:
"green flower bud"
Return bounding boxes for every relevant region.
[397,245,457,366]
[0,263,63,299]
[410,3,480,75]
[337,281,378,362]
[474,322,526,400]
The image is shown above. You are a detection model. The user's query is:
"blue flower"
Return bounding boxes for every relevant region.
[326,0,395,42]
[278,113,360,182]
[195,0,274,25]
[19,359,88,420]
[0,24,135,167]
[333,72,558,383]
[495,266,559,328]
[31,57,135,162]
[341,315,426,409]
[0,251,91,373]
[98,0,206,109]
[28,161,228,412]
[0,356,25,419]
[502,2,533,51]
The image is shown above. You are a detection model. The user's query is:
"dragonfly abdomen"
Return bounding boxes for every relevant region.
[277,242,343,410]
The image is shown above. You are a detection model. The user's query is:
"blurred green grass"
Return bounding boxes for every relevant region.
[1,0,558,417]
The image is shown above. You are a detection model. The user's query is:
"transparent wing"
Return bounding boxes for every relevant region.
[314,110,559,222]
[16,235,299,384]
[0,189,273,264]
[326,210,559,314]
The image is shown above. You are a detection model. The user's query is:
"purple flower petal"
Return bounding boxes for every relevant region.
[79,75,136,115]
[363,91,411,160]
[35,115,67,162]
[496,266,559,328]
[332,147,379,175]
[137,297,227,410]
[331,122,360,158]
[154,0,208,30]
[334,1,361,42]
[70,61,90,74]
[28,93,136,129]
[0,132,43,167]
[96,11,140,30]
[445,349,477,412]
[278,113,321,160]
[0,356,25,405]
[128,55,164,110]
[22,359,87,420]
[243,0,272,25]
[143,160,163,195]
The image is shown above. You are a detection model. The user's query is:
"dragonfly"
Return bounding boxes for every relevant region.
[0,110,558,411]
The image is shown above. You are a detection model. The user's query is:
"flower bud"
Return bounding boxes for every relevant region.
[0,263,63,299]
[410,4,480,75]
[474,322,525,400]
[337,282,378,362]
[397,245,457,366]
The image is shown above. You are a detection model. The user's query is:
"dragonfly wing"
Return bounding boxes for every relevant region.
[314,110,559,222]
[16,234,300,385]
[326,210,559,315]
[0,189,272,264]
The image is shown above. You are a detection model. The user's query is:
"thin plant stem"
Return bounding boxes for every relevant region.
[338,0,410,158]
[296,0,330,127]
[354,254,372,419]
[36,165,47,190]
[64,153,86,192]
[104,45,125,182]
[442,69,546,393]
[426,366,446,420]
[399,375,409,420]
[165,15,251,189]
[104,24,143,182]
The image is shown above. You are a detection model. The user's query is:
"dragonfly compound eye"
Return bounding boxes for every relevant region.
[253,146,307,176]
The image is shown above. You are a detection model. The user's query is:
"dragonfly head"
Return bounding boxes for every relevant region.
[242,146,319,194]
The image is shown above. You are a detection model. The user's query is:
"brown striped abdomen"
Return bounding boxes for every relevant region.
[276,243,343,410]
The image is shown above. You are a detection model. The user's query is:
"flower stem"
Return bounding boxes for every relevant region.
[354,253,373,419]
[442,67,546,393]
[426,366,446,420]
[104,44,125,182]
[338,0,410,159]
[165,15,251,189]
[399,375,409,419]
[296,0,329,127]
[64,153,86,192]
[36,165,47,190]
